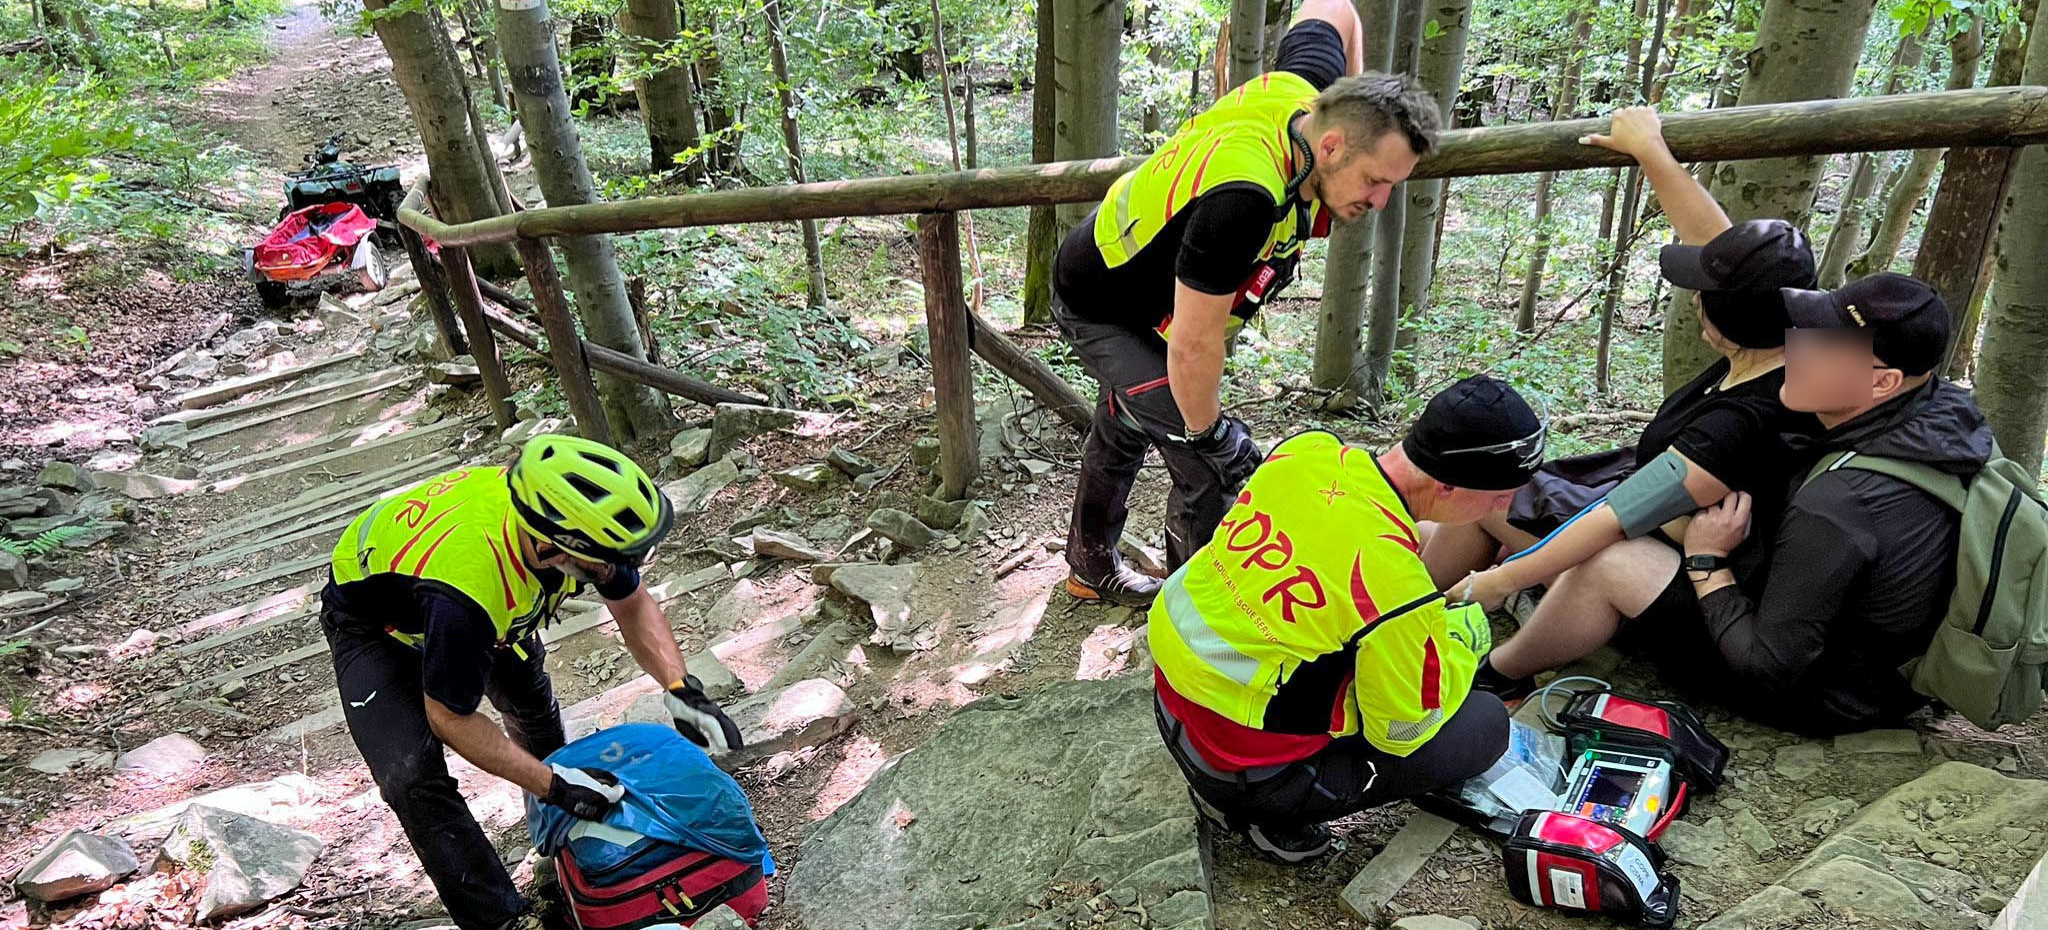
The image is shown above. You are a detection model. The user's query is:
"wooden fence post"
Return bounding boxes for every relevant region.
[916,212,979,500]
[399,225,467,361]
[515,238,615,446]
[1912,145,2022,374]
[438,245,516,432]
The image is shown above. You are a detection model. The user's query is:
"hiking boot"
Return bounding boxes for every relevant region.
[1473,655,1536,706]
[1246,821,1333,864]
[1505,584,1547,629]
[1066,563,1162,607]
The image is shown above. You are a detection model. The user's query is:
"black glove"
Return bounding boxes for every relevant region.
[665,675,745,753]
[1181,415,1262,487]
[544,764,624,820]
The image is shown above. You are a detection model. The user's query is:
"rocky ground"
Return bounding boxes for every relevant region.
[0,3,2044,930]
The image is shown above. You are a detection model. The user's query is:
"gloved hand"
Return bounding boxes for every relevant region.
[1442,602,1494,659]
[544,764,624,820]
[1177,415,1262,487]
[665,675,745,753]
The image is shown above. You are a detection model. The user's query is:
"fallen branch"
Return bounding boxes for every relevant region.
[1553,410,1655,431]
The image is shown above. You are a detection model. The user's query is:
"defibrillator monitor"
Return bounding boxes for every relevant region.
[1562,750,1675,838]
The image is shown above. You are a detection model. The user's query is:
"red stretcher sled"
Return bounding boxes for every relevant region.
[243,202,389,309]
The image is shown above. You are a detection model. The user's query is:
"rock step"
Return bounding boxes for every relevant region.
[172,350,366,411]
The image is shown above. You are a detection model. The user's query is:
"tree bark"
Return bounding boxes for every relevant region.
[1853,16,1983,280]
[499,0,672,439]
[1021,0,1059,325]
[1512,9,1588,334]
[1310,0,1398,407]
[965,70,978,167]
[690,5,739,175]
[619,0,705,179]
[1817,27,1924,288]
[764,0,826,309]
[1227,0,1266,89]
[1648,0,1692,104]
[1941,0,2037,376]
[1143,3,1165,138]
[1051,0,1122,230]
[470,0,509,108]
[1361,0,1425,405]
[365,0,518,277]
[1393,0,1476,376]
[1665,0,1879,391]
[1975,15,2048,474]
[918,212,981,500]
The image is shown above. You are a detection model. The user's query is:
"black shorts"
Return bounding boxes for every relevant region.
[1612,566,1722,696]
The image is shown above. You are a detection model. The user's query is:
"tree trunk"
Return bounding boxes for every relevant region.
[366,0,518,277]
[1392,0,1475,373]
[1664,0,1879,391]
[1853,17,1983,280]
[1227,0,1265,89]
[965,70,979,167]
[619,0,705,179]
[764,0,826,309]
[691,5,739,175]
[567,14,616,110]
[1021,0,1058,325]
[499,0,672,439]
[1975,17,2048,473]
[1511,9,1587,334]
[1361,0,1425,404]
[1817,28,1925,287]
[471,0,509,108]
[1648,0,1692,104]
[1052,0,1122,230]
[1262,0,1290,70]
[1945,0,2038,377]
[1310,0,1398,407]
[1142,3,1165,138]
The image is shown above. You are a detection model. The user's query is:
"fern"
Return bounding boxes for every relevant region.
[0,525,98,558]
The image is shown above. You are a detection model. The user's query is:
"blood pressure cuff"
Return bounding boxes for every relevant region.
[1558,688,1729,793]
[1606,451,1695,538]
[1504,810,1679,927]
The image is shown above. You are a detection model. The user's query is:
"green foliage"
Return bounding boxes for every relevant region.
[0,525,98,558]
[0,77,137,233]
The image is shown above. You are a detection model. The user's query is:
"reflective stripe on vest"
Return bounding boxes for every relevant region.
[1145,430,1479,757]
[331,466,573,648]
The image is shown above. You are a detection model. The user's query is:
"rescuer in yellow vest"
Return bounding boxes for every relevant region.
[1052,0,1445,607]
[1151,376,1543,861]
[320,435,742,930]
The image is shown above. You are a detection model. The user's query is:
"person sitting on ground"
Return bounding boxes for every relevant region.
[1425,108,1823,700]
[319,435,745,930]
[1150,375,1541,863]
[1456,274,1986,735]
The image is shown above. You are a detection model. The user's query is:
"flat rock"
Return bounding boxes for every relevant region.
[702,579,769,635]
[783,675,1204,930]
[0,590,50,611]
[714,678,856,771]
[139,422,191,452]
[28,748,112,775]
[0,549,23,590]
[763,620,865,692]
[107,775,328,842]
[14,829,137,903]
[670,428,712,467]
[692,905,749,930]
[709,403,817,459]
[688,651,743,702]
[826,447,880,478]
[662,457,741,515]
[866,508,935,550]
[158,804,324,921]
[426,359,482,386]
[36,461,95,493]
[116,733,208,780]
[89,469,199,500]
[1774,742,1826,781]
[1393,918,1477,930]
[829,562,931,652]
[1661,817,1732,869]
[809,562,866,586]
[771,463,838,492]
[909,436,942,468]
[45,575,90,595]
[916,495,972,530]
[1729,808,1777,856]
[751,528,827,562]
[1835,729,1922,755]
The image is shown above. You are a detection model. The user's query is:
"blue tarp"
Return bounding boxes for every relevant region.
[525,723,775,875]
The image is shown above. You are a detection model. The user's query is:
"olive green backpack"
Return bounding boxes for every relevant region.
[1802,446,2048,729]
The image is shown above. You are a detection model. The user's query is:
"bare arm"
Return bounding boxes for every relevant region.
[427,699,555,797]
[1292,0,1363,74]
[1167,282,1236,433]
[1582,107,1731,245]
[608,583,689,688]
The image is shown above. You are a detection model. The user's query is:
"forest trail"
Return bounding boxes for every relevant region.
[191,0,417,170]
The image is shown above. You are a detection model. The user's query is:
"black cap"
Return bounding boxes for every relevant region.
[1402,375,1546,491]
[1660,219,1818,292]
[1781,273,1950,376]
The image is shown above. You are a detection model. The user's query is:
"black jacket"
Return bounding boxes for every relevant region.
[1697,378,1993,734]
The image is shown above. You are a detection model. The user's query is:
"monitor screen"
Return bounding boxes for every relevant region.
[1581,765,1645,809]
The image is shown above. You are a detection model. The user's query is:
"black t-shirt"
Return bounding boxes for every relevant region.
[1052,20,1346,327]
[326,562,641,715]
[1636,358,1821,567]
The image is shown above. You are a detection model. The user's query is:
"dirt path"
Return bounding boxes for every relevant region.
[193,0,417,170]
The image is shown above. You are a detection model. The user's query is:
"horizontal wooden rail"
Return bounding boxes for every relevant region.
[399,87,2048,247]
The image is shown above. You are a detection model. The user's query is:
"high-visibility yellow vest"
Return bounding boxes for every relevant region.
[1147,430,1478,757]
[331,466,575,649]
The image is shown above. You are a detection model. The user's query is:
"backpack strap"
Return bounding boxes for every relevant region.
[1807,450,1970,512]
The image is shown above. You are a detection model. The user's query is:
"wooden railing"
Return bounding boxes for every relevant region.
[397,87,2048,500]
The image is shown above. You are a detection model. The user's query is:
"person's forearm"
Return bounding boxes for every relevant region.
[430,705,554,796]
[1638,143,1730,245]
[1688,566,1737,599]
[616,595,688,687]
[1167,337,1225,433]
[1494,505,1626,589]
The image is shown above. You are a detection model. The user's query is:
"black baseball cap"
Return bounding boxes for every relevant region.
[1780,273,1951,376]
[1660,219,1817,292]
[1403,375,1546,491]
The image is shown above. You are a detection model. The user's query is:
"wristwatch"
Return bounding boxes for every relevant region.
[1683,554,1729,574]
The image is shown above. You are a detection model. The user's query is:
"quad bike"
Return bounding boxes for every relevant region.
[243,136,404,309]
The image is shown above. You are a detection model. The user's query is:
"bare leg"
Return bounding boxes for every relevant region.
[1420,511,1547,590]
[1486,537,1679,679]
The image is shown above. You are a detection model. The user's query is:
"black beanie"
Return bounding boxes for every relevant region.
[1402,375,1545,491]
